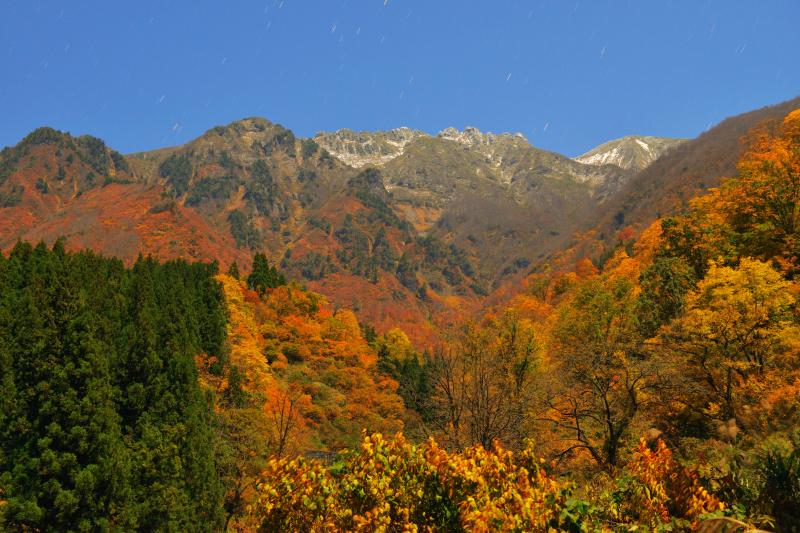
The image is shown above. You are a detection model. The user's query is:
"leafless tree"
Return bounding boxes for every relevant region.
[429,314,540,450]
[267,387,302,458]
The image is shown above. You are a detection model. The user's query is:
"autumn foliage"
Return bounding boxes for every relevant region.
[211,274,405,451]
[254,432,579,532]
[238,109,800,530]
[611,439,724,527]
[410,108,800,530]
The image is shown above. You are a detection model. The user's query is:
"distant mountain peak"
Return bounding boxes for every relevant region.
[314,127,427,168]
[574,135,686,171]
[437,126,528,147]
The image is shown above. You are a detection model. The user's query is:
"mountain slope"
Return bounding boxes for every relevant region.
[125,120,637,341]
[317,125,633,283]
[0,127,251,266]
[126,118,496,344]
[379,134,599,280]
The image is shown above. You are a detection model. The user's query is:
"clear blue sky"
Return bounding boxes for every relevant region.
[1,1,798,156]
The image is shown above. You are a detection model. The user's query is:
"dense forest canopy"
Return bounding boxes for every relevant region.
[0,242,227,530]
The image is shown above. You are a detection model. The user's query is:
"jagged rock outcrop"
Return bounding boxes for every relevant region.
[314,127,425,168]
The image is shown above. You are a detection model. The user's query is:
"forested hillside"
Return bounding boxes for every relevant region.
[586,95,800,252]
[2,106,800,531]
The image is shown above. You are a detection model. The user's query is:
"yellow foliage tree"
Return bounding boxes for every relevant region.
[545,274,663,469]
[253,432,576,532]
[660,258,800,425]
[377,327,416,363]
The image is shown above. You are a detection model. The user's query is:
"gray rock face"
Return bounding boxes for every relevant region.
[437,126,528,148]
[314,127,426,168]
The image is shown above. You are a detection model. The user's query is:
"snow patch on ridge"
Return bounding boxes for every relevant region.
[437,126,528,147]
[576,146,627,168]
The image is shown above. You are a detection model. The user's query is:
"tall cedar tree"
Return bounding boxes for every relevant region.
[227,260,240,280]
[247,253,286,294]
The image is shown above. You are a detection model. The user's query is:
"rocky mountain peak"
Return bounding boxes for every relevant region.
[574,135,686,171]
[437,126,528,147]
[313,127,427,168]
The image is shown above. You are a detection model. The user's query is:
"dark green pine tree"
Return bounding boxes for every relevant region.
[154,262,224,529]
[193,263,229,376]
[227,260,240,279]
[195,263,228,358]
[247,253,286,295]
[121,257,224,531]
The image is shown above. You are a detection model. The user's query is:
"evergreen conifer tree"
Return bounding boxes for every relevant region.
[227,260,240,279]
[247,253,286,294]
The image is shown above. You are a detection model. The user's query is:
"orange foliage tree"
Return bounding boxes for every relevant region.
[657,258,800,426]
[609,439,724,527]
[717,109,800,272]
